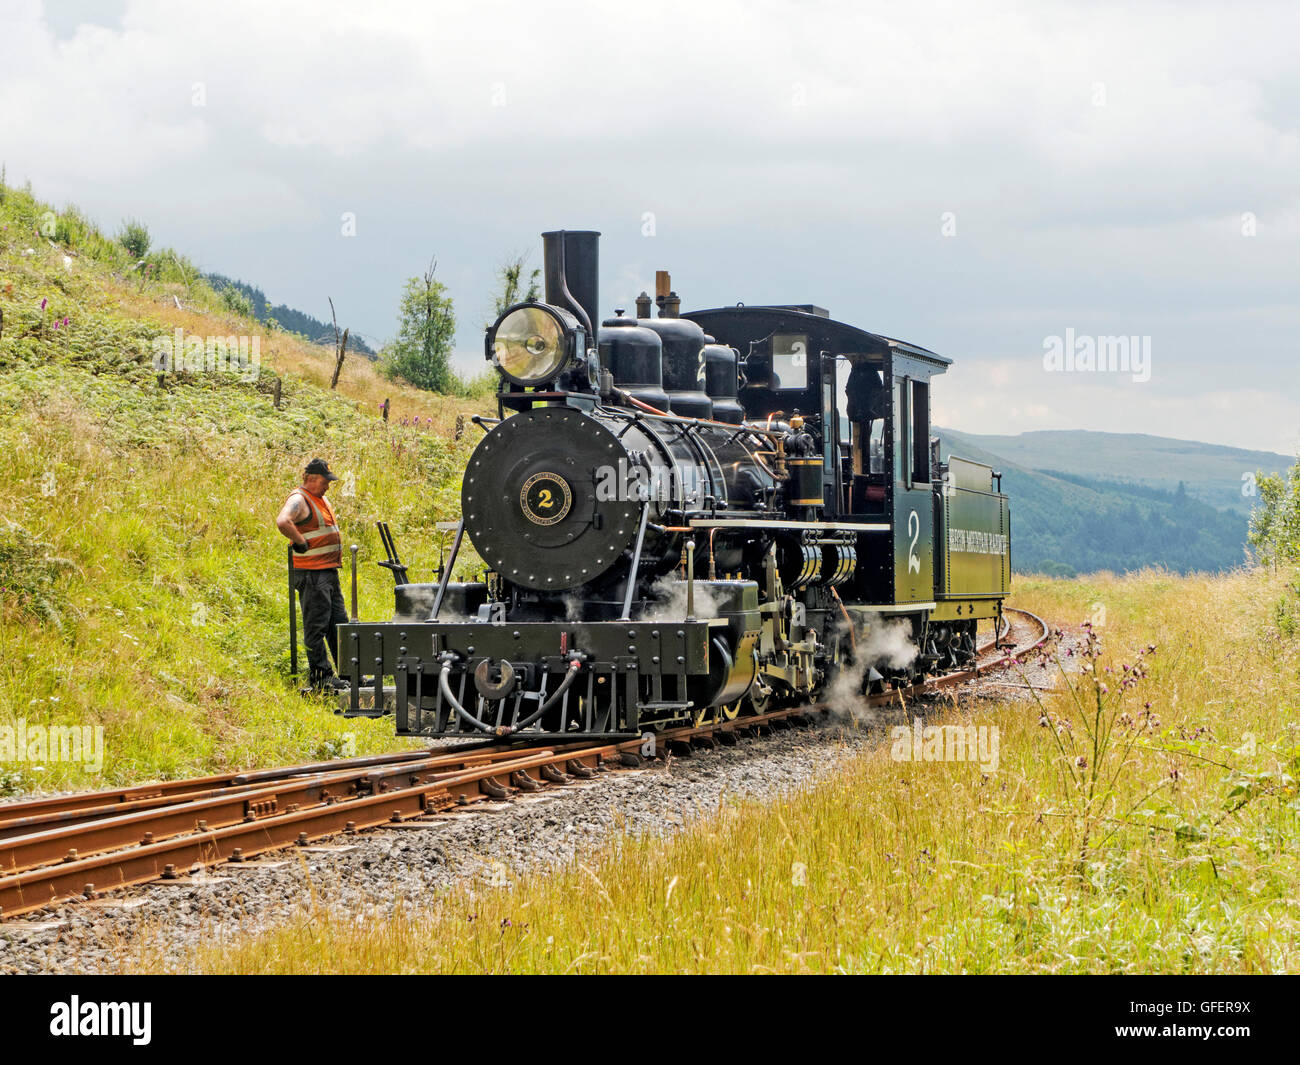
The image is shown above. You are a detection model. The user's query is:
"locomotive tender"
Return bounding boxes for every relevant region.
[339,230,1010,738]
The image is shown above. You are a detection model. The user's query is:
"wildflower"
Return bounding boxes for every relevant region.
[500,917,512,929]
[40,297,47,310]
[1076,755,1088,769]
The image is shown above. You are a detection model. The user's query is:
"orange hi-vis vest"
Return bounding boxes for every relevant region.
[289,488,342,570]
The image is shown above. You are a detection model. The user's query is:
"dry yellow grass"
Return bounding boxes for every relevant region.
[114,285,483,435]
[138,568,1300,974]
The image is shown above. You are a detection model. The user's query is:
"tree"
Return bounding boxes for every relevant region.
[1249,462,1300,566]
[381,259,456,393]
[490,252,541,322]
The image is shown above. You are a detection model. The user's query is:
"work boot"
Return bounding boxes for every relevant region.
[311,671,350,692]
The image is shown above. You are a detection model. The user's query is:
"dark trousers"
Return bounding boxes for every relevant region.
[294,568,348,677]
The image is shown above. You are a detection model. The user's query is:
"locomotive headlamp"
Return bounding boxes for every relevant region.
[490,303,576,386]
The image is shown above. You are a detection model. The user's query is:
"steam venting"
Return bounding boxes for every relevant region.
[823,613,920,723]
[643,575,721,621]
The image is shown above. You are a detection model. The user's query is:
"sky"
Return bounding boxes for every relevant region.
[2,0,1297,455]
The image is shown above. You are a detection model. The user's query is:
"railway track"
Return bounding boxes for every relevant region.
[0,608,1048,921]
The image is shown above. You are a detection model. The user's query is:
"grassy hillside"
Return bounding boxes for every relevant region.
[942,428,1292,517]
[160,569,1300,974]
[0,179,487,792]
[938,431,1251,577]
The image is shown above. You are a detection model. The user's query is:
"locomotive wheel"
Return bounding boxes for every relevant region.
[694,698,743,727]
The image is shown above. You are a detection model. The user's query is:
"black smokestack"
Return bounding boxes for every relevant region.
[542,230,599,339]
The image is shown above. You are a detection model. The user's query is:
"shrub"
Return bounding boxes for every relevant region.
[452,368,497,399]
[55,205,91,247]
[220,284,256,318]
[0,519,75,628]
[117,218,151,260]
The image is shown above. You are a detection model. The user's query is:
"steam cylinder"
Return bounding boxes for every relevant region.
[638,317,713,419]
[702,343,744,424]
[598,314,670,411]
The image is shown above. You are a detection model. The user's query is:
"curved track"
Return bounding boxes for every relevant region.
[0,608,1049,920]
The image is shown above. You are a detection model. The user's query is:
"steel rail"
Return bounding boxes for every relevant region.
[0,747,492,837]
[0,610,1049,920]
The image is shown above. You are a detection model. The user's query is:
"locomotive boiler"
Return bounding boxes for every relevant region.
[337,230,1011,739]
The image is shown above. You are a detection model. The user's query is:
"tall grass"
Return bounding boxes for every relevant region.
[0,180,490,792]
[157,569,1300,974]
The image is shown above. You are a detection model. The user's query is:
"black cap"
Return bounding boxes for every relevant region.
[305,458,339,481]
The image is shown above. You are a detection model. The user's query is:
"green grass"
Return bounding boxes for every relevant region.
[0,180,488,792]
[150,569,1300,974]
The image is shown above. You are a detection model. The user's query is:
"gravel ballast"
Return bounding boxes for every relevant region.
[0,629,1077,974]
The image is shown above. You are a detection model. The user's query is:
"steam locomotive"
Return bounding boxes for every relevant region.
[339,230,1010,739]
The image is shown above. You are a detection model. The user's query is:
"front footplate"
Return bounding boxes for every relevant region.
[336,617,735,738]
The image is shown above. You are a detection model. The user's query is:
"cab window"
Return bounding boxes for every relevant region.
[771,334,808,390]
[911,380,930,483]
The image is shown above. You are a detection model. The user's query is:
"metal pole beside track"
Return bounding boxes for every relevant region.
[349,544,359,622]
[429,520,464,621]
[288,543,298,677]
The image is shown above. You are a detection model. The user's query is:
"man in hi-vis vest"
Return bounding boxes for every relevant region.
[276,458,349,691]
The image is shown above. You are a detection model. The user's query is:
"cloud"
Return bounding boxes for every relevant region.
[934,357,1300,456]
[0,0,1296,450]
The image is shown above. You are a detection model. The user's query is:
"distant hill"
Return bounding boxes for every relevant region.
[935,428,1292,576]
[204,274,376,357]
[940,429,1292,517]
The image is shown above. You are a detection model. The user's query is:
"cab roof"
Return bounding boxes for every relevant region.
[683,304,952,368]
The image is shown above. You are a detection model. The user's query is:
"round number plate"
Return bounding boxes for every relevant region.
[519,472,572,526]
